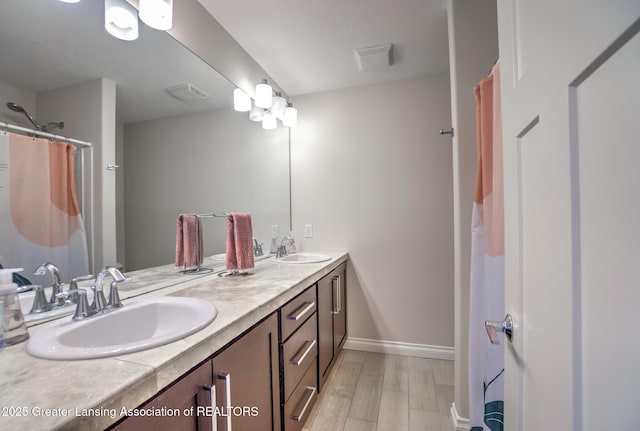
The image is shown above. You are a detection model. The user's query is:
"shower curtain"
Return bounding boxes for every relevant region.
[0,132,89,282]
[469,63,505,431]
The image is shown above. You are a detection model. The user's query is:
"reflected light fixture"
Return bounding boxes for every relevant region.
[271,92,286,120]
[255,79,273,109]
[233,88,251,112]
[105,0,139,41]
[139,0,173,31]
[283,103,298,127]
[262,110,277,130]
[249,103,264,122]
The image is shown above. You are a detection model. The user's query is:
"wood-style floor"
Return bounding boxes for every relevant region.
[303,350,455,431]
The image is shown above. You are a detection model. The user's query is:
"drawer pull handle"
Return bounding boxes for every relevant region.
[290,339,317,366]
[287,301,315,321]
[218,373,232,431]
[291,386,316,422]
[199,384,217,431]
[331,275,341,314]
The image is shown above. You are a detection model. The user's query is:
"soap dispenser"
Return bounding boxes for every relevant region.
[0,268,29,346]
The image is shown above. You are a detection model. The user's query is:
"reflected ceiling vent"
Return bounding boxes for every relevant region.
[354,43,393,71]
[166,83,209,102]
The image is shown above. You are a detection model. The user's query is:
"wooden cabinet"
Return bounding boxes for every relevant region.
[317,262,347,391]
[109,260,348,431]
[212,313,281,431]
[110,359,213,431]
[279,286,318,431]
[110,313,280,431]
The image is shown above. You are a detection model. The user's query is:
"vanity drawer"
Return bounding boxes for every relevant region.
[282,311,317,402]
[284,359,318,431]
[281,285,317,341]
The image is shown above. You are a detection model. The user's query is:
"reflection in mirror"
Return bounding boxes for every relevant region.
[0,1,290,283]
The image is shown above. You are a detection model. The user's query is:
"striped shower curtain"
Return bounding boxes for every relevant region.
[469,63,505,431]
[0,132,89,282]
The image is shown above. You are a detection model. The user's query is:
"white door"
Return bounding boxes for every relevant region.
[496,1,640,430]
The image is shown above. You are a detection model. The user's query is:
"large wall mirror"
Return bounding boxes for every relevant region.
[0,0,290,278]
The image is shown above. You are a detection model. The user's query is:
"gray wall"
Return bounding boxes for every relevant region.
[291,74,455,350]
[124,107,290,271]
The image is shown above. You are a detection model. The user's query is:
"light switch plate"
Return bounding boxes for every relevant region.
[304,224,313,238]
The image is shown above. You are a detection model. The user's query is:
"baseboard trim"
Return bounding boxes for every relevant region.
[450,403,471,431]
[343,337,454,360]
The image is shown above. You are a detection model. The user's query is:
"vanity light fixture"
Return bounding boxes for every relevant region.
[262,110,277,130]
[255,79,273,109]
[233,88,252,112]
[139,0,173,31]
[249,103,264,122]
[271,92,286,120]
[104,0,139,41]
[283,103,298,128]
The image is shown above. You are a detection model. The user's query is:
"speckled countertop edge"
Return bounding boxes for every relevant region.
[0,252,348,431]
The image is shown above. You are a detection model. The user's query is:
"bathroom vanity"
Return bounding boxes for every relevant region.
[0,252,348,431]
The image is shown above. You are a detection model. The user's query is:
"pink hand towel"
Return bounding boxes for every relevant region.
[225,213,254,272]
[175,214,203,269]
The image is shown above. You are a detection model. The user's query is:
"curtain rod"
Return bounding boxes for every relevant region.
[0,121,93,149]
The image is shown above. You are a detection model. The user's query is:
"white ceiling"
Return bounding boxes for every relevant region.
[1,0,450,125]
[0,0,234,124]
[198,0,450,96]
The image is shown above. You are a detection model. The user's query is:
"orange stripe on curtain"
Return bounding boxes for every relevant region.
[473,64,504,257]
[9,135,80,247]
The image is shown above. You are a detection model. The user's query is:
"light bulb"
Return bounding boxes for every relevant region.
[233,88,251,112]
[283,103,298,128]
[262,110,277,130]
[255,79,272,109]
[249,103,264,122]
[105,0,139,41]
[139,0,173,30]
[271,93,286,120]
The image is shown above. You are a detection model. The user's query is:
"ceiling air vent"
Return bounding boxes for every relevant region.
[166,83,209,102]
[354,43,393,71]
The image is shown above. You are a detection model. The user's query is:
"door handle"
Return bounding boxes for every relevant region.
[485,314,514,344]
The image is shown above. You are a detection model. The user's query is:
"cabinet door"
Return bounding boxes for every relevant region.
[110,359,213,431]
[212,313,281,431]
[317,275,334,384]
[332,266,347,353]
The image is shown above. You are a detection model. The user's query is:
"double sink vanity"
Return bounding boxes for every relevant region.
[0,252,348,431]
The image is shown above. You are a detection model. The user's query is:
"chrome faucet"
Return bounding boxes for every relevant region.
[91,266,129,312]
[254,238,264,257]
[33,262,64,306]
[276,237,289,259]
[56,289,95,321]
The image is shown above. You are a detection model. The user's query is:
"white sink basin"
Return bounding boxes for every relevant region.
[275,253,332,264]
[27,297,217,360]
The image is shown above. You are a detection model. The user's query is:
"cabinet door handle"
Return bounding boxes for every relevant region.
[287,301,315,321]
[331,275,341,314]
[218,373,232,431]
[290,339,317,366]
[291,386,316,422]
[199,384,217,431]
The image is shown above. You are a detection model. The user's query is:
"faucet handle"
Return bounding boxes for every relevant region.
[90,282,108,312]
[69,275,94,304]
[107,277,130,309]
[70,274,94,290]
[57,289,95,321]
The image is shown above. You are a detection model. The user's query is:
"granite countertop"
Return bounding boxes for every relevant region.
[0,252,348,431]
